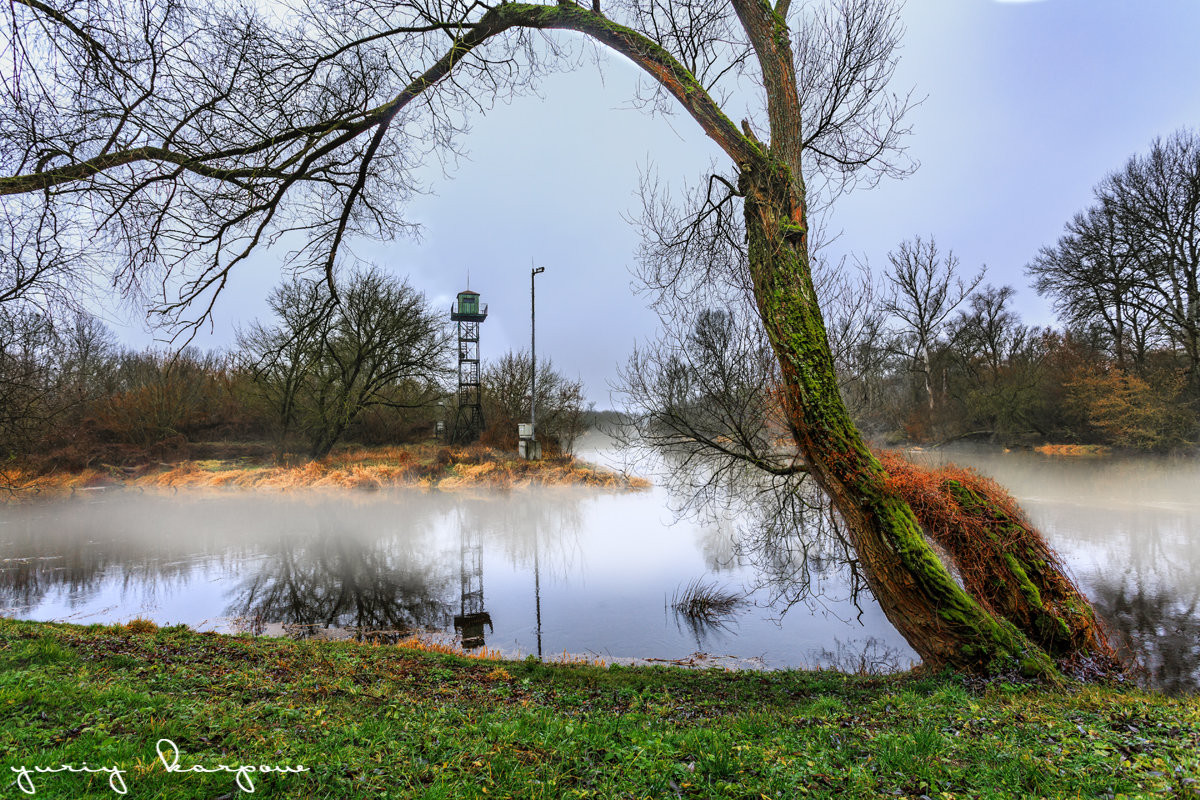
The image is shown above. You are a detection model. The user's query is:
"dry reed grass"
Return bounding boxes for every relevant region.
[0,467,119,496]
[671,579,742,622]
[1034,444,1111,457]
[392,636,609,668]
[394,635,505,661]
[544,650,608,667]
[124,618,159,634]
[2,443,650,502]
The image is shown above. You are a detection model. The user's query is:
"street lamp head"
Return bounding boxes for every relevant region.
[532,266,545,276]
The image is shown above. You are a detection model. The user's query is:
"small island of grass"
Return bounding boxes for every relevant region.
[2,442,650,502]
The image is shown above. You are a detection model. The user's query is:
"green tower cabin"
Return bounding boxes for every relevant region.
[450,289,488,443]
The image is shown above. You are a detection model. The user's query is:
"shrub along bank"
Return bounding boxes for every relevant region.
[1,619,1197,799]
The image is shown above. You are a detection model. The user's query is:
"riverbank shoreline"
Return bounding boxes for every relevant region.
[1,443,650,501]
[1,619,1196,799]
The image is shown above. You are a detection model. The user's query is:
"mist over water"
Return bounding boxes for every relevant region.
[2,438,1197,690]
[0,480,906,671]
[908,446,1200,693]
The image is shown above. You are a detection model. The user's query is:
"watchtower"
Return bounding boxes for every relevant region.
[450,289,487,443]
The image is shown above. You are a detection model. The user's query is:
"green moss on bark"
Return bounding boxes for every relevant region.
[738,157,1060,678]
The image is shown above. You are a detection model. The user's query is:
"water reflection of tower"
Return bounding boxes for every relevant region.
[454,523,492,648]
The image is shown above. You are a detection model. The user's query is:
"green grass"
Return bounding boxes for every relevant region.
[1,618,1197,798]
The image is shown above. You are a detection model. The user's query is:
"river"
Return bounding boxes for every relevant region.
[2,438,1196,691]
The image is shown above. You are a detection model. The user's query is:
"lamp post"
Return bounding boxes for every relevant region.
[530,265,544,455]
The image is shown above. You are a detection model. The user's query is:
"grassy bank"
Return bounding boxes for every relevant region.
[2,443,648,500]
[1,619,1197,799]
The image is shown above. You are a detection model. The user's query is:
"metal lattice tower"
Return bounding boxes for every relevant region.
[450,290,487,443]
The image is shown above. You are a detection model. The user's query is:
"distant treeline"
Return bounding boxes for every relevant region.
[0,269,588,471]
[836,129,1200,451]
[5,130,1198,464]
[618,129,1200,455]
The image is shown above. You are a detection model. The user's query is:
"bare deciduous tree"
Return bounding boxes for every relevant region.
[481,351,587,454]
[946,284,1047,439]
[1030,128,1200,404]
[238,279,331,444]
[1,0,1110,672]
[241,268,450,457]
[882,235,983,412]
[1101,130,1200,388]
[0,307,60,462]
[1028,205,1155,372]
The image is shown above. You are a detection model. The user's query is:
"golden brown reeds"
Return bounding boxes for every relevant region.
[395,635,504,661]
[2,444,649,502]
[1034,444,1111,457]
[124,618,158,634]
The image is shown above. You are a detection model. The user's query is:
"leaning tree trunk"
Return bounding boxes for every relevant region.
[877,452,1118,669]
[740,158,1081,675]
[722,0,1119,677]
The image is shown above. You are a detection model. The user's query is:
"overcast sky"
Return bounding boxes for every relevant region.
[108,0,1200,407]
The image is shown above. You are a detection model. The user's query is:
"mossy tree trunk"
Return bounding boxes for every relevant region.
[737,157,1051,673]
[725,0,1062,674]
[876,452,1116,664]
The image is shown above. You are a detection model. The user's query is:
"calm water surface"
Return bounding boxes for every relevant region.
[909,446,1200,693]
[2,440,1197,690]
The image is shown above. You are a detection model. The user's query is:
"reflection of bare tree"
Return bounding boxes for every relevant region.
[0,500,246,613]
[694,521,739,574]
[732,482,862,613]
[1090,579,1200,694]
[1,494,463,633]
[812,637,905,675]
[2,491,593,654]
[628,442,861,614]
[0,556,92,613]
[226,508,456,637]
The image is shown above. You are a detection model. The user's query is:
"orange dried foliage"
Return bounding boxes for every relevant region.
[395,635,504,661]
[879,451,1031,554]
[124,618,158,634]
[878,450,1117,664]
[1034,444,1110,457]
[545,650,607,667]
[324,446,417,468]
[1,467,118,497]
